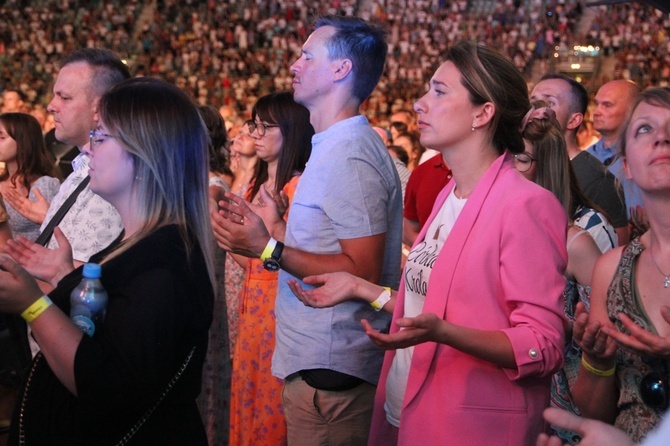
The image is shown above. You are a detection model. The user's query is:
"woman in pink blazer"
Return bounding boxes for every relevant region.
[289,41,567,445]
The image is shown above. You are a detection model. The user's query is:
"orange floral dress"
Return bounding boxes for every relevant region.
[229,176,298,446]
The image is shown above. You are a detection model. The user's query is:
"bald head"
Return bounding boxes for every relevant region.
[593,80,640,145]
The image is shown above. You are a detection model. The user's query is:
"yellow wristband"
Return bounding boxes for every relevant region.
[581,355,616,377]
[21,295,53,323]
[371,287,392,311]
[260,238,277,261]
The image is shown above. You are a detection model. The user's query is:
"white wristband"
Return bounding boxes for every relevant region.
[370,287,391,311]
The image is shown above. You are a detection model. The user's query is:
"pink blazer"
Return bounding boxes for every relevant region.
[369,153,568,445]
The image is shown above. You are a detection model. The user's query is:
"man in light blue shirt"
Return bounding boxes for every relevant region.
[211,15,402,445]
[587,79,642,219]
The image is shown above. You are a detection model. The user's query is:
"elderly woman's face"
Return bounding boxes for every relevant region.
[623,101,670,193]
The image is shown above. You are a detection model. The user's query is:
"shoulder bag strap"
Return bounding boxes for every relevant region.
[35,176,90,247]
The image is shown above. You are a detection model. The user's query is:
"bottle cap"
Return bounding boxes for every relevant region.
[82,263,102,279]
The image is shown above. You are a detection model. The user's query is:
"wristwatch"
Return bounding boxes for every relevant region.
[263,240,284,271]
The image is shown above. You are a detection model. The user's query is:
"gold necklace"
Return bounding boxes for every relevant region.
[649,245,670,288]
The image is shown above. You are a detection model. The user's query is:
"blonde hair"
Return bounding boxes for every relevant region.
[97,78,215,285]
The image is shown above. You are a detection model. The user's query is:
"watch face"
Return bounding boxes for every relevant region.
[263,258,280,272]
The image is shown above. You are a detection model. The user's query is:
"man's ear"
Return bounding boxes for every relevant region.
[565,112,583,131]
[333,59,353,81]
[92,97,100,124]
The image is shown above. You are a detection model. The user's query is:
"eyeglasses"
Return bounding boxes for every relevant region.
[89,129,114,150]
[513,152,536,173]
[245,120,279,137]
[640,359,668,410]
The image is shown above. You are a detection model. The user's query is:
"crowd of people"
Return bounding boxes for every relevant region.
[587,2,670,89]
[1,0,594,127]
[0,2,669,446]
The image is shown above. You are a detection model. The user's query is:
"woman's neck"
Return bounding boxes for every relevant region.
[644,196,670,250]
[106,189,142,241]
[1,161,18,180]
[266,159,278,190]
[237,154,257,171]
[441,142,499,198]
[232,155,257,193]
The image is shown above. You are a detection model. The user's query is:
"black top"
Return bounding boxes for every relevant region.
[10,225,213,445]
[572,150,628,228]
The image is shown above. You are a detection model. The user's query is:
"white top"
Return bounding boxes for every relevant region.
[385,188,467,427]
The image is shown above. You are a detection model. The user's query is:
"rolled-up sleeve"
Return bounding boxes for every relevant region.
[499,191,568,380]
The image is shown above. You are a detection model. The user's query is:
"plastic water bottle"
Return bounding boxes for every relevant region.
[70,263,108,336]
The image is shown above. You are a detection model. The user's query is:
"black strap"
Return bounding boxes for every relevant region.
[35,175,90,247]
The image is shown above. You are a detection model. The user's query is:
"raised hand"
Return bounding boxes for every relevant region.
[4,227,75,286]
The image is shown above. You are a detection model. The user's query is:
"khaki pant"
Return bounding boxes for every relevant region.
[283,375,376,446]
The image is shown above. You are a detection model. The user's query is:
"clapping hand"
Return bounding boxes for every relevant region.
[572,302,617,367]
[601,308,670,359]
[4,227,75,287]
[210,191,270,258]
[249,186,287,237]
[0,254,43,315]
[3,187,50,224]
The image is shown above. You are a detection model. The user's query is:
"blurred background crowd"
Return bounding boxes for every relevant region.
[1,0,668,132]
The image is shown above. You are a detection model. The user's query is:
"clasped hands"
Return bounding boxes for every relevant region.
[210,187,287,258]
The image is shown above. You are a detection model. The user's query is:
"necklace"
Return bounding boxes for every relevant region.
[453,186,472,200]
[649,246,670,288]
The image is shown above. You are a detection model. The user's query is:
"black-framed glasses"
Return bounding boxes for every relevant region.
[246,120,279,137]
[89,129,114,150]
[514,152,536,173]
[640,358,669,411]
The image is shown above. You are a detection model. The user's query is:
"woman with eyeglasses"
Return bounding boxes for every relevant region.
[0,78,215,444]
[223,120,258,356]
[569,87,670,443]
[516,102,607,444]
[515,109,617,255]
[288,41,567,444]
[214,92,313,446]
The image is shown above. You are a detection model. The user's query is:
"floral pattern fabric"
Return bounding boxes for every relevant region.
[229,176,299,446]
